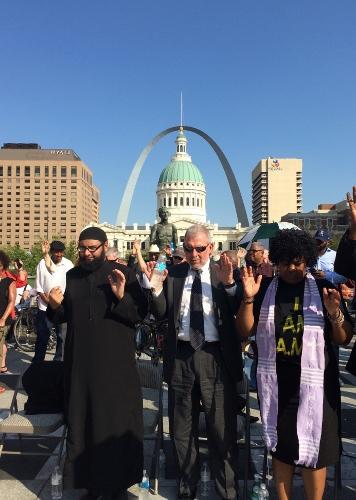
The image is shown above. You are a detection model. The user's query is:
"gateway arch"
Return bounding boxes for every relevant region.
[116,125,249,227]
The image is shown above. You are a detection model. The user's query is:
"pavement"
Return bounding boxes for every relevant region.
[1,340,356,499]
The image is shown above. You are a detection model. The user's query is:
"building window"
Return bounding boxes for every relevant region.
[0,166,2,176]
[186,197,190,206]
[71,166,77,177]
[25,166,30,177]
[35,166,40,177]
[180,197,183,206]
[16,166,20,176]
[61,167,67,177]
[53,166,57,177]
[45,166,49,177]
[218,242,223,251]
[163,198,166,206]
[7,166,11,176]
[168,198,171,207]
[192,198,195,206]
[197,199,199,207]
[229,242,237,250]
[174,197,177,206]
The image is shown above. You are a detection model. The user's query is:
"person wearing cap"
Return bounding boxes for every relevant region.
[33,240,74,363]
[312,229,347,286]
[171,246,185,265]
[47,226,148,500]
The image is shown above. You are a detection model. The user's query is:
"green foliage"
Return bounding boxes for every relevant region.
[1,238,78,275]
[329,233,343,251]
[65,240,78,265]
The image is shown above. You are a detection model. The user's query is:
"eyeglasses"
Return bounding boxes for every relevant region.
[77,243,104,253]
[172,256,183,261]
[183,244,209,253]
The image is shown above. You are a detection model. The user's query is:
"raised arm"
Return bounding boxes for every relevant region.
[322,287,353,345]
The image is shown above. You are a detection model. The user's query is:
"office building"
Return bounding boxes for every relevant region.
[0,143,100,249]
[281,199,349,233]
[252,157,302,224]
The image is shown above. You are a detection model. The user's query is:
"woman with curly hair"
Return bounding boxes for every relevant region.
[0,250,16,385]
[236,229,353,500]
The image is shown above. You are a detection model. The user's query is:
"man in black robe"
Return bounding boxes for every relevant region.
[48,227,148,500]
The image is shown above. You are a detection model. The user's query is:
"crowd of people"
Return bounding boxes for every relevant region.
[0,186,355,500]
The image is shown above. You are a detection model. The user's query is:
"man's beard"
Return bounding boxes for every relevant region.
[79,253,105,272]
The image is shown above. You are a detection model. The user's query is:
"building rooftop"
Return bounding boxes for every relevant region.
[0,145,81,161]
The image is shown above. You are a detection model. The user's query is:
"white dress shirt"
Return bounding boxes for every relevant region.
[178,260,219,342]
[36,257,74,311]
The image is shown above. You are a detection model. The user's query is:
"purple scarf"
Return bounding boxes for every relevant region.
[256,273,325,468]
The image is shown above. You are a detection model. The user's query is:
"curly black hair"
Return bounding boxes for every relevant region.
[269,229,318,267]
[0,250,10,270]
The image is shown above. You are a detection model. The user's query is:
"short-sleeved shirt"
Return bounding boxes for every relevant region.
[0,277,14,325]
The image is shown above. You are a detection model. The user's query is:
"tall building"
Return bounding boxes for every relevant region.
[0,143,99,249]
[252,157,302,224]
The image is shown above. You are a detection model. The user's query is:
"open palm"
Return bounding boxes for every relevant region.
[241,266,262,299]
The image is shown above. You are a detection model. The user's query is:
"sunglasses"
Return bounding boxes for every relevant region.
[183,244,209,254]
[173,256,183,261]
[77,242,104,253]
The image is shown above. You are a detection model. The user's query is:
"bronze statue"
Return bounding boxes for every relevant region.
[150,207,178,251]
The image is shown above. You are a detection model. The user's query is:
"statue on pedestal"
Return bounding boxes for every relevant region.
[150,207,178,251]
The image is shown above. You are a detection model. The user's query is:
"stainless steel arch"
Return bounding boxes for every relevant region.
[116,125,249,227]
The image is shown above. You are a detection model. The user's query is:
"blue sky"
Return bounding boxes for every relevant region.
[1,0,355,226]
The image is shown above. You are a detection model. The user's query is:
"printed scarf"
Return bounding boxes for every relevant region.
[256,273,325,468]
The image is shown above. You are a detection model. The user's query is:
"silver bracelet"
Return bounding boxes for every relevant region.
[327,309,344,325]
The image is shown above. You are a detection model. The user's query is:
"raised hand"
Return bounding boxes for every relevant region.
[322,287,341,317]
[132,239,141,255]
[108,269,126,301]
[217,253,234,285]
[49,286,64,310]
[236,247,247,259]
[240,266,262,299]
[346,186,356,239]
[42,240,50,255]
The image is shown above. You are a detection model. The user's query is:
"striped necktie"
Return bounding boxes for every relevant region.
[189,269,205,350]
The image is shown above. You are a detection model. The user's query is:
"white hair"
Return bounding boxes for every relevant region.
[184,224,212,243]
[105,247,119,259]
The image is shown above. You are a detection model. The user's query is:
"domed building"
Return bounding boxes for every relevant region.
[156,127,207,223]
[93,127,246,257]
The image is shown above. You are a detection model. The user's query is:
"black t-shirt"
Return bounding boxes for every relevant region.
[251,276,350,399]
[0,277,14,326]
[274,279,305,365]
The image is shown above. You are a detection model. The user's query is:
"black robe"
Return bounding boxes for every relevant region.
[47,261,148,492]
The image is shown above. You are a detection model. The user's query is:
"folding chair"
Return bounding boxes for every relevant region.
[136,359,164,495]
[0,373,66,466]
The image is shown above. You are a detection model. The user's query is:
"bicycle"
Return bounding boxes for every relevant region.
[135,317,167,364]
[13,303,56,353]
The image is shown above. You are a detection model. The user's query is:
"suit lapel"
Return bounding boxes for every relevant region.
[210,261,222,329]
[173,263,189,327]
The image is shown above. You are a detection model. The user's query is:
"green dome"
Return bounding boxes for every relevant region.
[158,160,204,184]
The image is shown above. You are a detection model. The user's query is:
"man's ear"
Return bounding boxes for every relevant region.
[103,241,109,251]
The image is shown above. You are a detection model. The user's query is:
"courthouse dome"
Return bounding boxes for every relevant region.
[158,160,204,184]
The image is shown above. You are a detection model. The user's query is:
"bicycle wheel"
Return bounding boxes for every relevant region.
[47,328,57,352]
[14,308,38,352]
